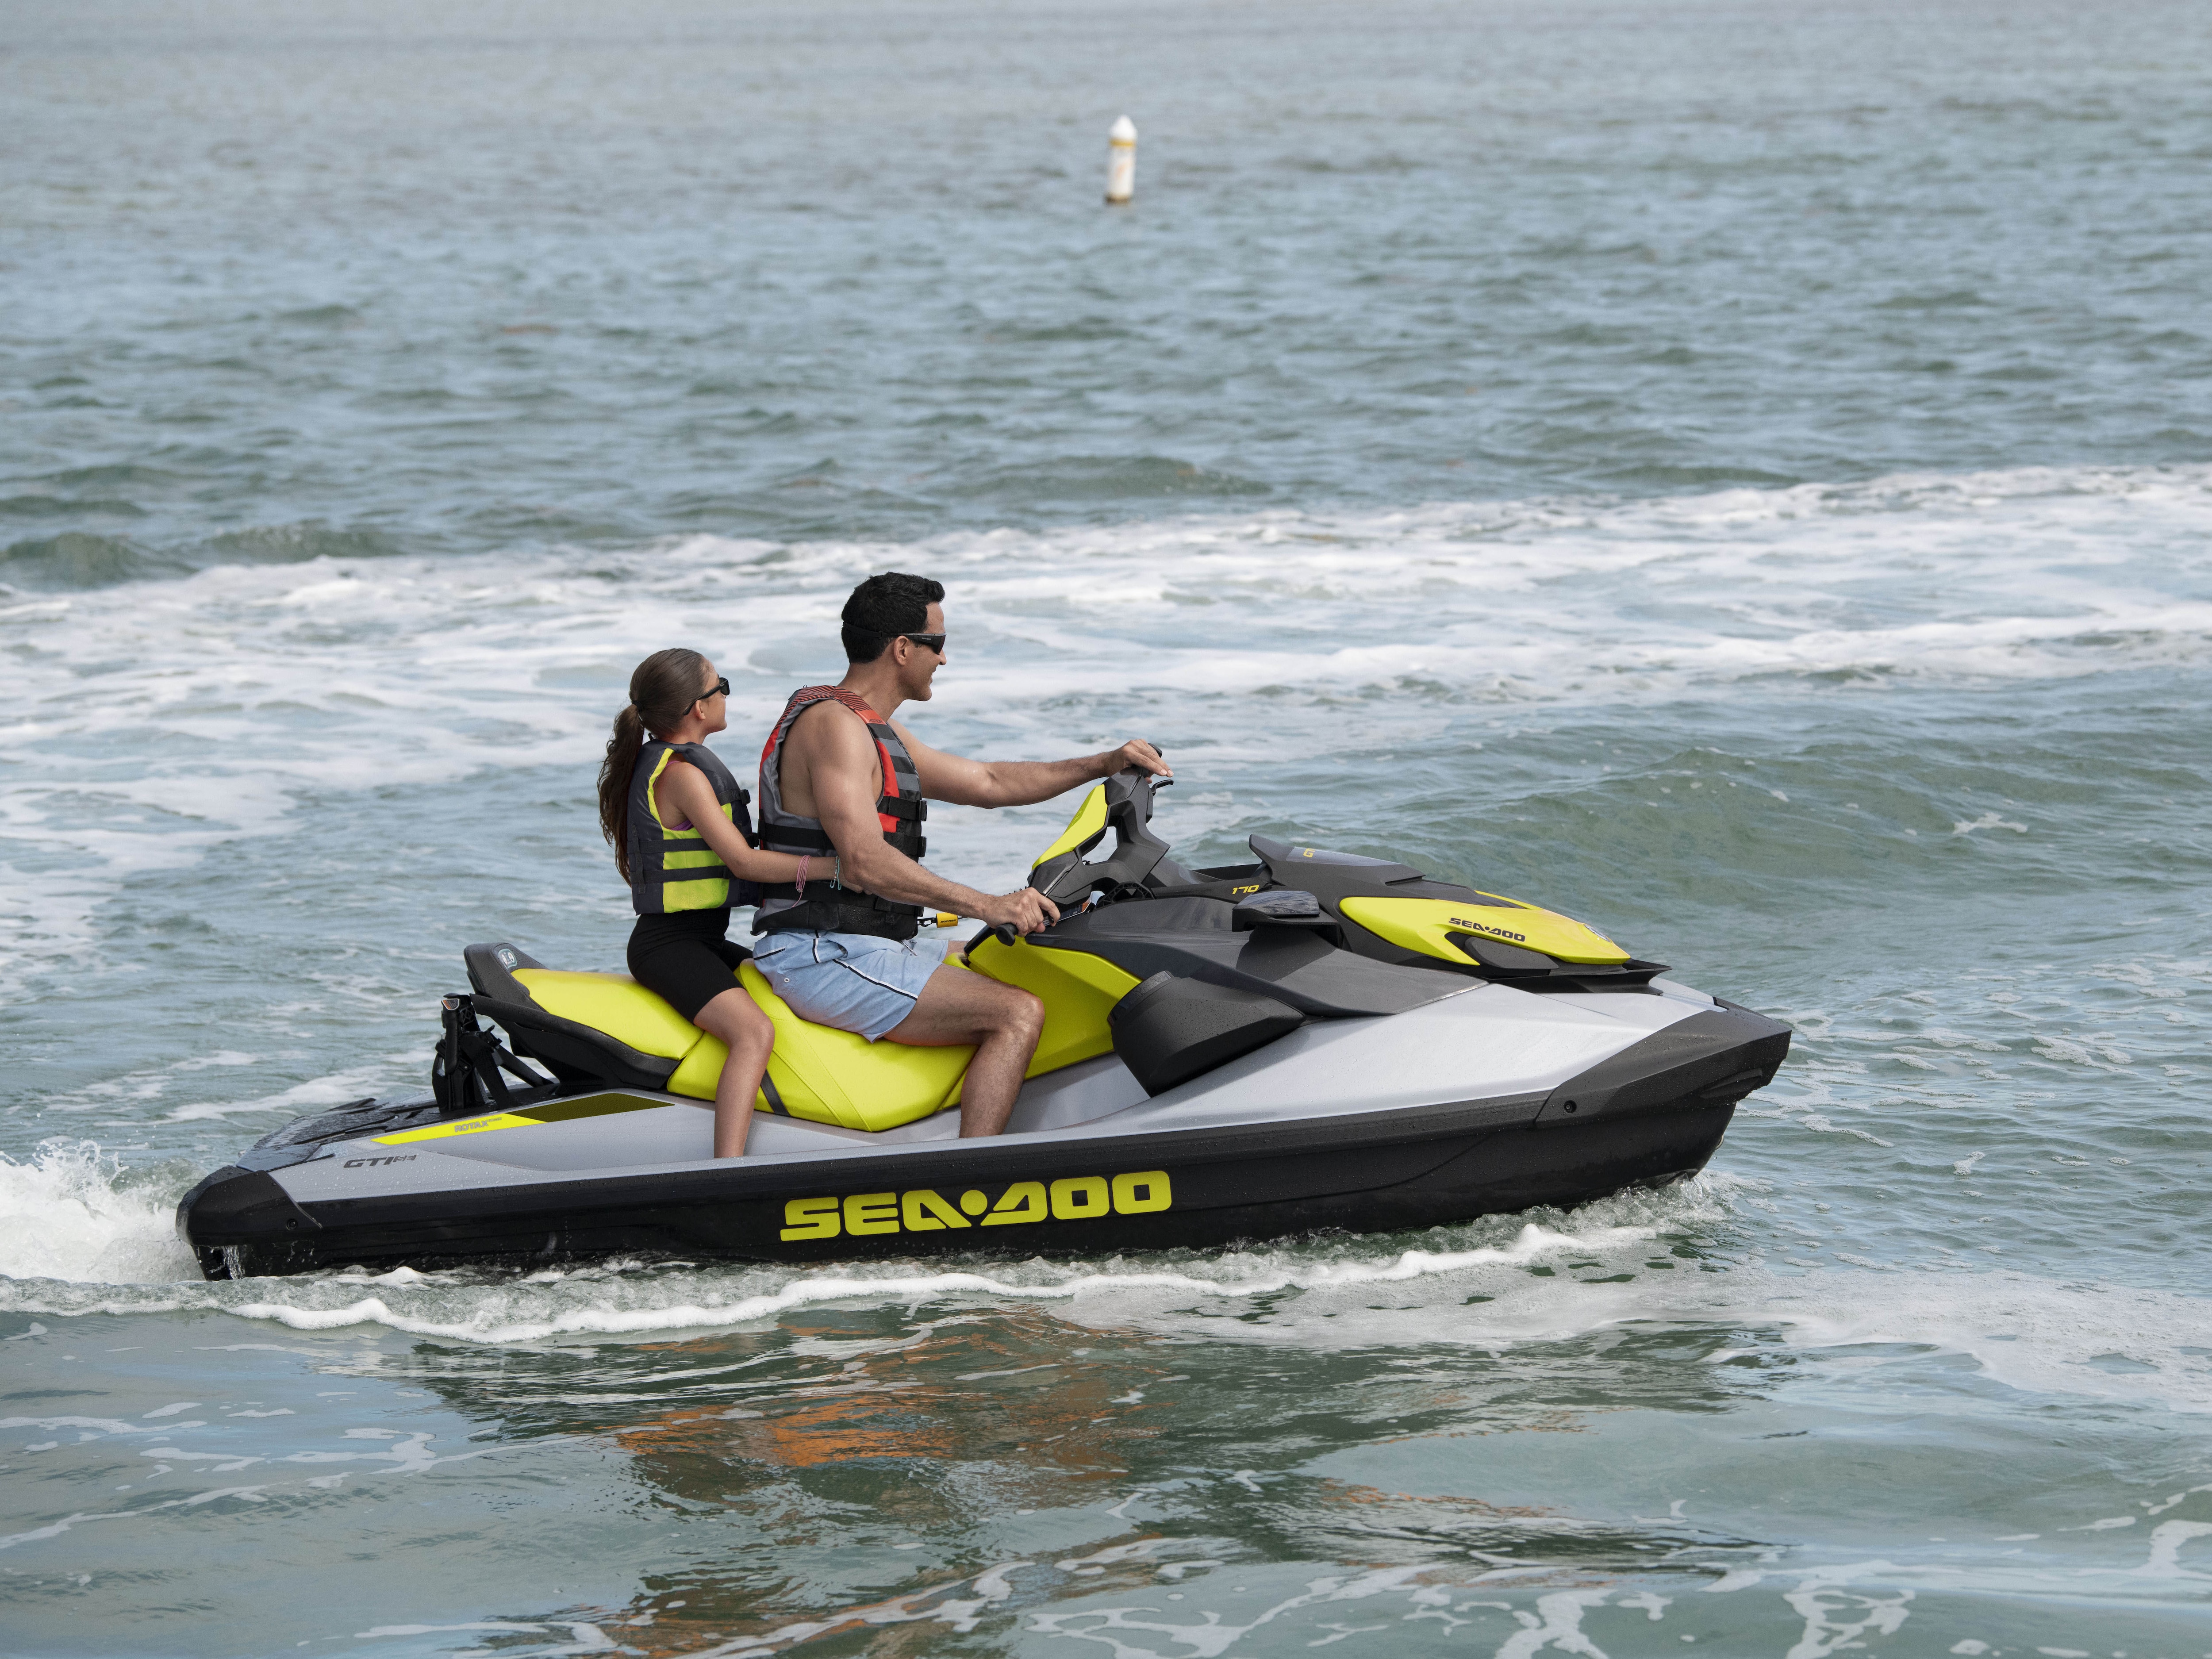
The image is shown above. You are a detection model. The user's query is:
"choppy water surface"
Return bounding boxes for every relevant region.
[6,2,2212,1654]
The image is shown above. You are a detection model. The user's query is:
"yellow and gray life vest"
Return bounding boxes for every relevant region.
[626,740,760,916]
[752,686,926,941]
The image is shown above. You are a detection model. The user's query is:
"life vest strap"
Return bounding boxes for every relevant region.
[634,864,737,886]
[755,883,918,913]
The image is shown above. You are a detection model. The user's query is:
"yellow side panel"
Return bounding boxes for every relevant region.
[967,936,1141,1077]
[375,1094,664,1145]
[1340,895,1629,966]
[735,963,968,1131]
[1031,784,1109,869]
[380,1110,544,1145]
[512,969,708,1060]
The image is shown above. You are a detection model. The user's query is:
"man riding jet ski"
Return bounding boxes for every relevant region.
[745,570,1170,1141]
[178,775,1793,1279]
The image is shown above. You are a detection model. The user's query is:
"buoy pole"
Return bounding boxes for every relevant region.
[1106,115,1137,205]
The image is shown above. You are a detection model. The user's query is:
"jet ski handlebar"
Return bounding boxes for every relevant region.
[1021,757,1178,912]
[971,751,1175,960]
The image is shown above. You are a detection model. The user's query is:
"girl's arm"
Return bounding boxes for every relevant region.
[658,762,804,886]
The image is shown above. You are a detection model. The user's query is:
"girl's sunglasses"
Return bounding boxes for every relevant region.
[698,677,731,702]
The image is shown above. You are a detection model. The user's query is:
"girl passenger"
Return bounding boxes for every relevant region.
[597,649,803,1158]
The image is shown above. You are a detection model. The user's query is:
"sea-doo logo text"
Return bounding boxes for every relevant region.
[344,1154,417,1169]
[1451,916,1528,943]
[780,1171,1172,1242]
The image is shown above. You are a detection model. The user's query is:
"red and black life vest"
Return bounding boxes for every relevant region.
[752,686,927,939]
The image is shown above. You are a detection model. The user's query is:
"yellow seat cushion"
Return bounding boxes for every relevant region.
[509,964,966,1133]
[512,969,708,1059]
[722,962,971,1131]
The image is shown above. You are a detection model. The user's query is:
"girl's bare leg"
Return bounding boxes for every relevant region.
[693,987,775,1158]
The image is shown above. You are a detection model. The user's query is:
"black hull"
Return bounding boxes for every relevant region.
[178,1094,1737,1280]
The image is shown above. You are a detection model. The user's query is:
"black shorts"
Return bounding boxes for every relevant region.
[627,909,753,1023]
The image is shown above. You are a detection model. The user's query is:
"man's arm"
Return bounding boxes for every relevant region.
[799,703,1060,932]
[658,763,802,886]
[896,731,1170,809]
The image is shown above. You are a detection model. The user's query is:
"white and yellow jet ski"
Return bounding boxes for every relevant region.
[178,772,1789,1279]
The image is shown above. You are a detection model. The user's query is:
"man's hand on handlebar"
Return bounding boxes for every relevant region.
[978,887,1061,937]
[1111,739,1171,779]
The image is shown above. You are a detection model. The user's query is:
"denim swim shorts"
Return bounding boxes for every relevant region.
[747,929,941,1042]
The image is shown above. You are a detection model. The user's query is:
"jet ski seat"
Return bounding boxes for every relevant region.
[462,943,970,1132]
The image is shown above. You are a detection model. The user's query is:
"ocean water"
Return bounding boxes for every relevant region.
[5,1,2212,1654]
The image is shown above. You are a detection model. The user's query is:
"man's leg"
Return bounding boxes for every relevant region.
[880,966,1045,1138]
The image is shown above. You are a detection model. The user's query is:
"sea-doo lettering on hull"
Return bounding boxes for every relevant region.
[1452,917,1527,942]
[780,1171,1172,1240]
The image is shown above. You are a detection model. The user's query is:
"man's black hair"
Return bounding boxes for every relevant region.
[841,571,945,664]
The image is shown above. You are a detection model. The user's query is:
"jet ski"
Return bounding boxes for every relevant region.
[177,772,1790,1279]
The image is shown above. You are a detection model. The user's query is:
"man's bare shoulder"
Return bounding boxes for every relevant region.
[787,697,875,757]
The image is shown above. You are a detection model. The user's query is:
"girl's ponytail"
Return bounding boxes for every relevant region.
[599,647,711,884]
[599,702,648,882]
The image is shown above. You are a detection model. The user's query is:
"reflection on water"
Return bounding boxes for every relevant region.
[310,1260,2201,1655]
[9,1209,2212,1652]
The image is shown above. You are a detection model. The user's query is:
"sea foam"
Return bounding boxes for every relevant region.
[0,1141,199,1285]
[7,1156,2211,1417]
[4,461,2210,1002]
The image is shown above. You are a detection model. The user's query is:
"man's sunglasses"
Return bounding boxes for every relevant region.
[901,634,947,655]
[697,677,731,702]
